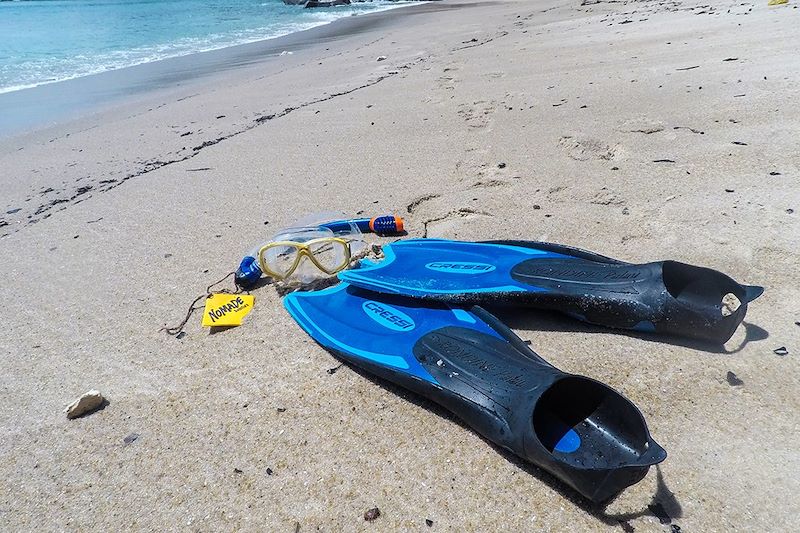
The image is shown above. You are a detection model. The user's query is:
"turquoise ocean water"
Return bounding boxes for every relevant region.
[0,0,413,94]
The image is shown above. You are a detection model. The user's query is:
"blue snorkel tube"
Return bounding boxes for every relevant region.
[321,215,404,236]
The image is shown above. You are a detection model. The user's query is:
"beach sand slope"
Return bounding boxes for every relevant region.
[1,0,799,530]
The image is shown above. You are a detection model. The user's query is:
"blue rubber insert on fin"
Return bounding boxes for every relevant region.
[342,239,763,344]
[342,239,563,297]
[284,283,505,384]
[284,283,666,502]
[555,429,582,454]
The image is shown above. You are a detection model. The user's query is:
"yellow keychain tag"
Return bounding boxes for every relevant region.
[202,293,255,327]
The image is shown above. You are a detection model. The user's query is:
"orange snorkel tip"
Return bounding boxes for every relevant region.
[369,215,404,235]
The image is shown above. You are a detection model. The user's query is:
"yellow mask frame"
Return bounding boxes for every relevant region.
[257,237,351,280]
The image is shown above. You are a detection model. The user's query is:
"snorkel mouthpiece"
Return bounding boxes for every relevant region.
[235,255,262,289]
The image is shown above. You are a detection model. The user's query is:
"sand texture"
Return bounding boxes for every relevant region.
[1,0,799,530]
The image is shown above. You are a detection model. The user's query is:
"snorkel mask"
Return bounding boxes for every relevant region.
[236,214,367,288]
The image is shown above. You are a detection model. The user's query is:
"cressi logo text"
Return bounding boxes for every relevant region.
[362,301,416,331]
[425,261,496,274]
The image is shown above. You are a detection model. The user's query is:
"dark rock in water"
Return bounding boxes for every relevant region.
[302,0,350,7]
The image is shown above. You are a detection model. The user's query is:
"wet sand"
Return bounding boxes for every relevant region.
[0,2,448,138]
[1,0,799,530]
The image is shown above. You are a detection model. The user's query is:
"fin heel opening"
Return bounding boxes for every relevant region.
[662,261,747,315]
[532,377,652,469]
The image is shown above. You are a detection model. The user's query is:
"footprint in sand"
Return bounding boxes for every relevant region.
[618,117,666,135]
[436,63,462,91]
[437,74,458,91]
[470,178,511,190]
[458,101,497,129]
[465,158,515,189]
[589,187,626,206]
[423,207,493,238]
[621,232,650,244]
[406,193,441,214]
[558,136,618,161]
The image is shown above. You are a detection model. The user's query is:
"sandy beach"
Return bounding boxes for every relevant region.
[1,0,799,530]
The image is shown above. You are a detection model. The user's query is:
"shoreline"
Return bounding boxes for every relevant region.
[0,0,435,138]
[0,1,420,97]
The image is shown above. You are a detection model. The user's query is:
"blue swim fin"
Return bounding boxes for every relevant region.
[338,239,763,344]
[284,283,666,502]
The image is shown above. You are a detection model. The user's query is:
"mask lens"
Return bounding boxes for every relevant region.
[261,243,299,278]
[309,239,349,273]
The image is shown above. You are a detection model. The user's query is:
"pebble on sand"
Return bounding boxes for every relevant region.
[726,371,744,386]
[364,507,381,521]
[65,389,105,419]
[376,56,387,62]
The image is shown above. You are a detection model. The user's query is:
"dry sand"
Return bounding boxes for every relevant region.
[1,0,799,530]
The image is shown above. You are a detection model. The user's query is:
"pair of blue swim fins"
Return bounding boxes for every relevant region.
[284,239,762,502]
